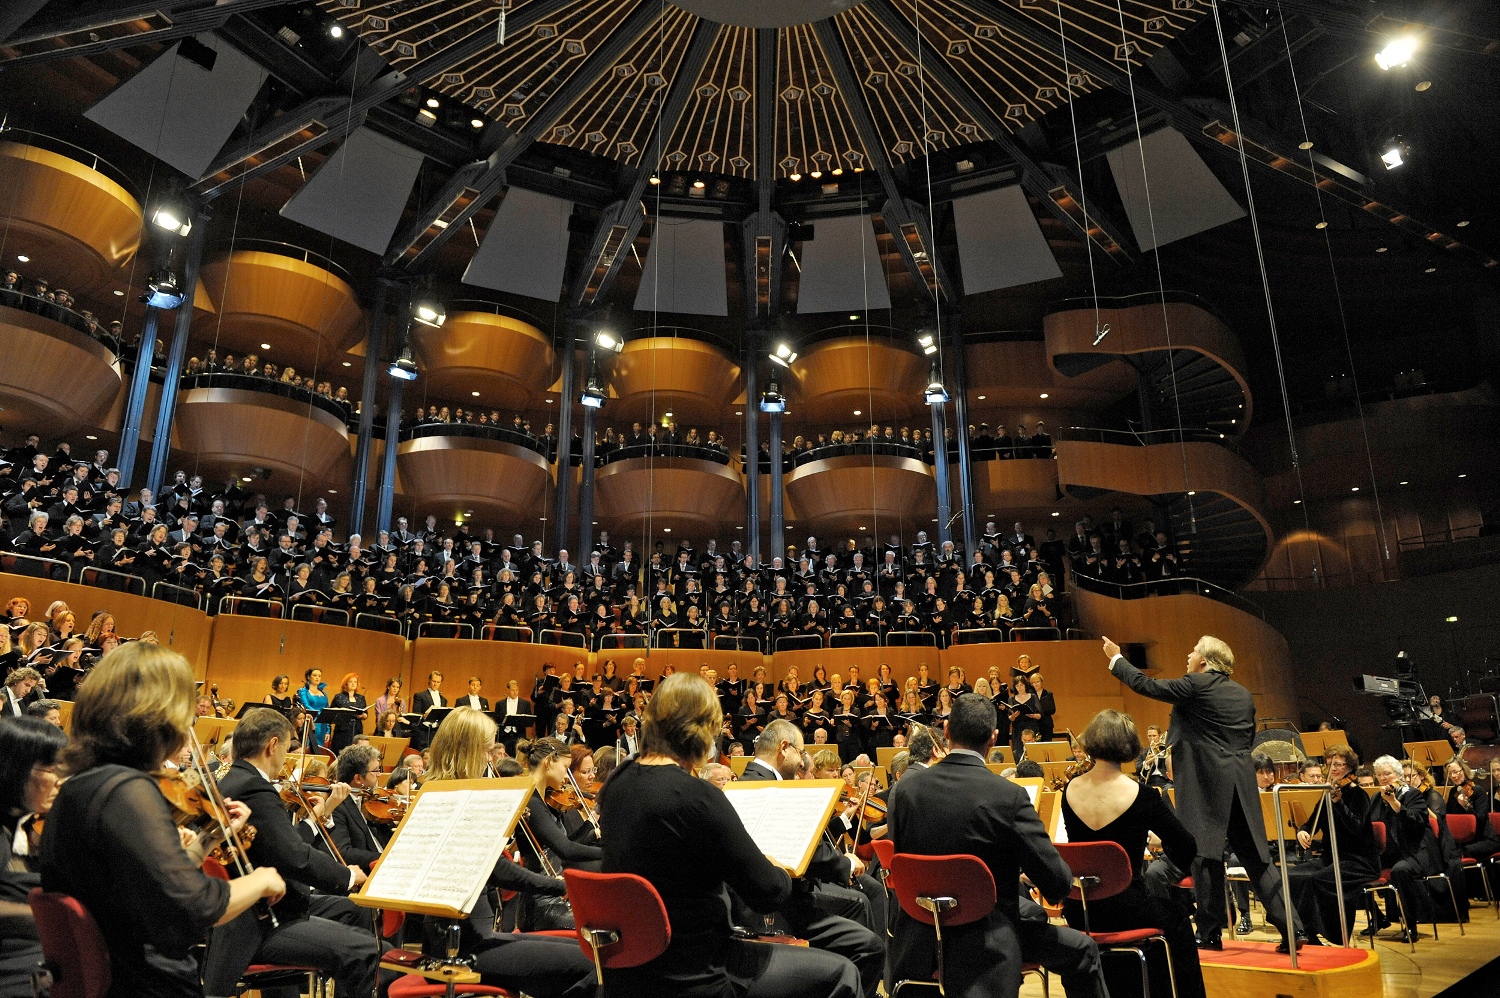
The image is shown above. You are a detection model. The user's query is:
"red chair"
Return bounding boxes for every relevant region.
[201,860,326,996]
[388,977,510,997]
[1054,842,1178,998]
[28,889,110,998]
[1423,815,1466,938]
[870,838,898,938]
[887,853,1047,997]
[563,870,671,998]
[1446,814,1497,914]
[1360,821,1414,951]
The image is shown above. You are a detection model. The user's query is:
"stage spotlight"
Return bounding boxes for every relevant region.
[595,331,624,353]
[1375,36,1417,71]
[759,384,787,414]
[151,196,193,236]
[580,376,607,409]
[388,346,419,381]
[329,24,344,38]
[917,333,938,356]
[924,360,949,405]
[692,179,706,189]
[411,296,446,328]
[769,342,797,368]
[1380,138,1407,170]
[140,269,187,309]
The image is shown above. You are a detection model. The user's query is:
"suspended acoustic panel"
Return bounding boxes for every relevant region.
[796,214,890,314]
[84,35,267,179]
[280,128,425,254]
[1106,127,1245,252]
[463,187,573,302]
[953,185,1062,292]
[633,217,729,316]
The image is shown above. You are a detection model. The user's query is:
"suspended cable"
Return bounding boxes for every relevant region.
[857,163,879,556]
[1052,1,1102,336]
[1273,0,1388,566]
[1204,0,1320,581]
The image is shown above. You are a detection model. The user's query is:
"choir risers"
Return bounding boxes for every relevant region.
[783,454,936,534]
[172,386,352,481]
[0,141,142,291]
[394,434,552,524]
[411,311,555,413]
[594,456,745,536]
[0,304,123,431]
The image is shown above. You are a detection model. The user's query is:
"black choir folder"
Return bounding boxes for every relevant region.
[352,777,533,919]
[721,779,843,877]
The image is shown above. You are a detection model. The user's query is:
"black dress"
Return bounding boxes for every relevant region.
[1060,785,1205,998]
[0,819,42,998]
[39,766,230,998]
[328,691,367,752]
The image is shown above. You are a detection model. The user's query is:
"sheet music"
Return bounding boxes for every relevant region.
[724,784,840,872]
[362,787,528,913]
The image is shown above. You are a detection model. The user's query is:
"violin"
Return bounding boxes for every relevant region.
[840,785,887,824]
[1329,772,1359,803]
[544,784,586,812]
[155,768,257,866]
[356,787,409,826]
[1049,757,1095,792]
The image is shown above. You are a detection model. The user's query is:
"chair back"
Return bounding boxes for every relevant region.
[888,854,996,927]
[1371,820,1387,854]
[1445,813,1478,846]
[28,889,111,998]
[1054,841,1134,903]
[871,837,896,878]
[1428,814,1442,840]
[563,870,671,969]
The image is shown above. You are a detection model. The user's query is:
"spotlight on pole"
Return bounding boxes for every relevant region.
[917,332,938,356]
[150,195,193,237]
[924,361,949,405]
[388,346,419,381]
[594,330,624,353]
[760,376,787,413]
[1375,36,1418,71]
[411,296,446,328]
[1380,137,1408,171]
[769,342,797,368]
[140,269,187,309]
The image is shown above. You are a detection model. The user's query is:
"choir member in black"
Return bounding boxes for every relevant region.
[861,692,897,756]
[598,673,860,998]
[527,593,553,635]
[241,556,283,606]
[1021,583,1055,629]
[328,672,368,753]
[892,600,921,635]
[515,736,604,928]
[420,709,595,996]
[1028,671,1057,743]
[737,690,766,752]
[863,597,890,641]
[713,602,739,640]
[896,689,929,736]
[961,597,989,635]
[40,643,287,998]
[588,603,614,651]
[1060,710,1204,998]
[808,666,831,693]
[740,596,769,651]
[770,599,797,646]
[717,664,746,705]
[802,689,835,745]
[929,687,955,728]
[768,692,799,729]
[833,688,863,763]
[1007,677,1044,755]
[680,605,709,648]
[833,605,862,637]
[652,596,679,634]
[0,716,66,997]
[1287,744,1382,945]
[943,666,972,699]
[926,597,952,649]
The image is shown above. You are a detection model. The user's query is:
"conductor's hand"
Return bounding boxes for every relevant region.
[1102,636,1121,661]
[1296,830,1312,850]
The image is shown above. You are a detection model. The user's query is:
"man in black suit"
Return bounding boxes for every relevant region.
[328,744,390,867]
[208,708,379,998]
[1103,634,1304,950]
[412,670,447,749]
[740,719,884,998]
[887,695,1106,998]
[456,676,490,712]
[496,679,533,753]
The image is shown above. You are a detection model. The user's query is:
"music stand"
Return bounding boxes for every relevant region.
[315,706,361,732]
[493,711,536,735]
[368,735,411,770]
[422,707,454,731]
[193,715,238,749]
[234,701,275,719]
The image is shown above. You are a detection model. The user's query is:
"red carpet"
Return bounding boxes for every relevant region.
[1196,940,1371,971]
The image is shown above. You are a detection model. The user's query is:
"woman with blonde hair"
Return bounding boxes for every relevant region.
[421,707,593,996]
[38,642,285,995]
[598,672,860,997]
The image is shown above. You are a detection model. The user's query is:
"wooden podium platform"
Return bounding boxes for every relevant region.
[1197,940,1381,998]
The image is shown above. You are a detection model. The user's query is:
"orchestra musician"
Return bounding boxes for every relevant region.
[1286,744,1381,945]
[326,744,387,870]
[0,716,67,997]
[886,693,1107,998]
[209,707,379,997]
[38,643,287,997]
[1102,635,1305,951]
[598,672,862,998]
[1368,755,1444,941]
[514,737,603,929]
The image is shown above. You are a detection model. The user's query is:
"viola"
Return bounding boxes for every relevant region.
[155,768,256,865]
[358,787,409,826]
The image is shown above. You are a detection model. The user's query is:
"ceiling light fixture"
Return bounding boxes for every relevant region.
[425,97,440,109]
[341,361,352,367]
[141,269,186,309]
[388,347,419,381]
[810,170,822,179]
[470,117,485,129]
[1457,220,1470,227]
[976,395,985,400]
[853,410,862,416]
[769,342,797,367]
[1415,80,1432,92]
[1375,36,1418,71]
[917,333,938,356]
[648,175,660,185]
[261,343,271,350]
[1380,138,1407,170]
[471,391,480,397]
[113,289,124,296]
[832,168,843,176]
[595,330,624,353]
[1400,480,1409,485]
[150,194,194,236]
[788,173,801,182]
[1298,140,1314,151]
[692,179,706,189]
[1040,393,1049,399]
[1314,221,1328,230]
[329,24,344,38]
[411,295,446,328]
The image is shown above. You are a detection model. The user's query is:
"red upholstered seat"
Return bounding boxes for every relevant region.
[563,869,672,997]
[388,975,510,997]
[1089,928,1167,946]
[28,889,111,998]
[1054,842,1178,998]
[885,854,1001,997]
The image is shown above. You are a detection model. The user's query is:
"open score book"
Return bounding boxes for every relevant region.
[722,779,844,876]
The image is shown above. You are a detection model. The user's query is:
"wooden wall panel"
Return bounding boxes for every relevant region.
[605,337,742,426]
[595,457,745,536]
[173,388,352,481]
[395,436,552,524]
[0,141,142,291]
[203,614,407,712]
[789,338,926,425]
[0,571,211,676]
[412,311,555,412]
[965,340,1134,407]
[784,455,936,533]
[0,307,123,431]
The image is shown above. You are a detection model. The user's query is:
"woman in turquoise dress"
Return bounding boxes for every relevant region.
[296,666,330,747]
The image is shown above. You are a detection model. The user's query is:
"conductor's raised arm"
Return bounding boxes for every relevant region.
[1102,635,1197,704]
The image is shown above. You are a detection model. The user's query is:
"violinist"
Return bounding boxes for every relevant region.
[0,716,66,996]
[212,707,379,998]
[1454,758,1500,859]
[39,643,286,998]
[516,737,602,930]
[1286,745,1381,946]
[566,746,602,838]
[325,744,387,869]
[1369,755,1443,942]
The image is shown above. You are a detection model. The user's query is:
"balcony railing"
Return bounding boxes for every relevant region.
[399,419,552,460]
[179,372,353,426]
[600,441,732,467]
[1072,570,1267,621]
[1,289,123,358]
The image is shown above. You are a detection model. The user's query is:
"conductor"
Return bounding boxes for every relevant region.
[1101,635,1305,951]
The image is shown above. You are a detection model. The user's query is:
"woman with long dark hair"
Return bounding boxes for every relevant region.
[0,717,67,997]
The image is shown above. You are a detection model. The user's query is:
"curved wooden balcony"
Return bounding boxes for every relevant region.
[196,249,364,373]
[595,453,745,537]
[173,376,352,484]
[965,340,1134,410]
[395,427,552,525]
[1045,295,1251,437]
[969,454,1062,511]
[0,300,122,430]
[411,310,555,411]
[0,140,142,292]
[784,453,936,534]
[1054,434,1272,589]
[605,336,742,426]
[789,337,926,425]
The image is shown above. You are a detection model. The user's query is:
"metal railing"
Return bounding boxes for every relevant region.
[714,635,761,653]
[290,604,350,626]
[219,596,284,618]
[0,126,143,198]
[953,627,1006,645]
[482,624,535,643]
[179,372,352,426]
[539,628,587,649]
[654,627,710,649]
[828,631,880,649]
[79,566,145,596]
[1056,425,1234,448]
[599,442,732,467]
[151,581,203,610]
[416,621,473,640]
[0,291,124,356]
[885,630,937,648]
[595,632,648,650]
[1071,571,1268,621]
[773,634,824,653]
[216,238,354,281]
[0,552,71,582]
[354,613,403,635]
[1010,627,1061,642]
[399,420,551,460]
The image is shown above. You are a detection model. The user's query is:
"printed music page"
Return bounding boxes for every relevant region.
[723,780,843,876]
[357,778,532,917]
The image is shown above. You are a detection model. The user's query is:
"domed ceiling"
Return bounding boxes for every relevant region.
[323,0,1205,182]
